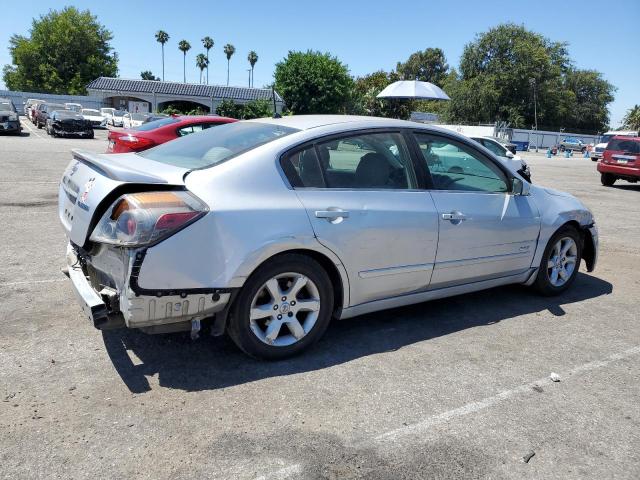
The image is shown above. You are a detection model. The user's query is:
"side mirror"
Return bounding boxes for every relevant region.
[512,177,531,196]
[506,151,515,158]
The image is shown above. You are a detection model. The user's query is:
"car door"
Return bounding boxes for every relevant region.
[280,130,439,306]
[412,132,540,289]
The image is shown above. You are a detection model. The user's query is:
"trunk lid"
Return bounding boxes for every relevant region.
[59,149,189,246]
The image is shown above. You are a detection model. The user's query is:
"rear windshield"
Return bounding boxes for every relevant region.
[134,117,179,131]
[139,121,299,169]
[607,138,640,154]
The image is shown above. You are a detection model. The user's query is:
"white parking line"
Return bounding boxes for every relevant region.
[252,345,640,479]
[19,117,44,138]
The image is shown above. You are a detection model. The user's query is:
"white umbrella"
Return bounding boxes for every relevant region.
[377,80,450,100]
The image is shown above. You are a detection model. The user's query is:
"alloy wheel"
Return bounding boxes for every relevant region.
[547,237,578,287]
[249,272,321,347]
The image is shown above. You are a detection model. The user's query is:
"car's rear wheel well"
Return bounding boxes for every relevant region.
[270,249,344,317]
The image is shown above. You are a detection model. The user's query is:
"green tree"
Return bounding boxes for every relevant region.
[155,30,169,81]
[3,7,118,94]
[224,44,236,86]
[201,36,214,84]
[178,40,191,83]
[350,70,412,119]
[446,23,615,132]
[195,53,208,84]
[274,50,353,114]
[396,48,449,86]
[140,70,159,80]
[242,99,272,119]
[622,105,640,130]
[247,51,258,87]
[216,99,244,118]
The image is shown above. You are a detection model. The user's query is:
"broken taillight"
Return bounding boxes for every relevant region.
[90,191,208,247]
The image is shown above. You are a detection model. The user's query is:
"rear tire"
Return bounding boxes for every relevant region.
[533,226,582,296]
[228,254,334,360]
[600,173,615,186]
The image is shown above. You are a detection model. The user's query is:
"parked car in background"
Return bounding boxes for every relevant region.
[591,130,638,161]
[65,103,83,113]
[470,136,530,180]
[24,98,42,117]
[29,100,45,123]
[122,112,151,129]
[45,110,94,138]
[0,98,21,135]
[34,102,66,128]
[107,115,236,153]
[81,109,107,128]
[597,135,640,186]
[100,107,115,120]
[60,115,597,359]
[559,137,587,153]
[106,110,126,127]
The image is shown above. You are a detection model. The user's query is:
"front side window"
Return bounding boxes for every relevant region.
[481,139,507,157]
[414,133,509,193]
[282,132,417,189]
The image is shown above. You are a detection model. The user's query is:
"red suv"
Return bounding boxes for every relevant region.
[107,115,236,153]
[597,135,640,186]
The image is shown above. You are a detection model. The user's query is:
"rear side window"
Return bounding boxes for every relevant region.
[281,132,417,189]
[607,138,640,154]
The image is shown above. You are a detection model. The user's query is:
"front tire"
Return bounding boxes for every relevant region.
[533,226,582,296]
[228,254,334,359]
[601,173,615,186]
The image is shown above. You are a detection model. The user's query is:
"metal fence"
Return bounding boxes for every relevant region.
[508,128,600,150]
[0,89,104,115]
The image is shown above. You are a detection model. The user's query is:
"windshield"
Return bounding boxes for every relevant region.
[139,121,299,169]
[131,113,148,120]
[599,135,613,144]
[114,110,126,116]
[82,109,101,115]
[134,117,179,131]
[0,102,13,111]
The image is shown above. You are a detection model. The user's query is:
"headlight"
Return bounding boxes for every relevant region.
[90,191,208,247]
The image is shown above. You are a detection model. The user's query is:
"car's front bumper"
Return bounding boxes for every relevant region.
[65,243,230,331]
[0,120,21,133]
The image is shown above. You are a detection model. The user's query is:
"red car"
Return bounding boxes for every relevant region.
[597,135,640,186]
[107,115,237,153]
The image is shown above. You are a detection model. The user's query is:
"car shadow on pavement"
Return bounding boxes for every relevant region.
[102,272,612,394]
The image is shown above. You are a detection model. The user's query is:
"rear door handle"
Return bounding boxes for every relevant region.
[315,209,350,220]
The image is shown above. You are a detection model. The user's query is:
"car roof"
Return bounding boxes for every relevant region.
[246,114,422,131]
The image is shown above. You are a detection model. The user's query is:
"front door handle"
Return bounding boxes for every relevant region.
[315,209,350,221]
[442,211,467,224]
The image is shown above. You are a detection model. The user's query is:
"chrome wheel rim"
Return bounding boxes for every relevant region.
[249,272,321,347]
[547,237,578,287]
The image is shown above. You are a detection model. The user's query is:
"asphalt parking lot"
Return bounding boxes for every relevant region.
[1,117,639,480]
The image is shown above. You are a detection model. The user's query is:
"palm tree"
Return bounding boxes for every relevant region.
[196,54,209,84]
[201,36,214,84]
[247,51,258,87]
[223,44,236,86]
[178,40,191,83]
[623,105,640,130]
[155,30,170,81]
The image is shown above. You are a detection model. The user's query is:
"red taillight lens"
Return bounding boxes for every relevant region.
[116,134,155,151]
[90,191,208,246]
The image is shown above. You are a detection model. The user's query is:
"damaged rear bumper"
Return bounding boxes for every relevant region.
[65,243,230,332]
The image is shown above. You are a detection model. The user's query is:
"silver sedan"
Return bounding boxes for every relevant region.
[59,115,598,359]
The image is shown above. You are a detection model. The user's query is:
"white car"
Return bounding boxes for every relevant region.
[106,110,126,127]
[100,107,115,119]
[122,112,150,129]
[59,115,598,359]
[65,103,83,113]
[81,109,107,128]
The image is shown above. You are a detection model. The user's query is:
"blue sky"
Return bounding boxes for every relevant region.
[1,0,637,127]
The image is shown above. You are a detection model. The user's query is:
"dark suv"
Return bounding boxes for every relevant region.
[0,98,21,135]
[34,102,66,129]
[597,136,640,186]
